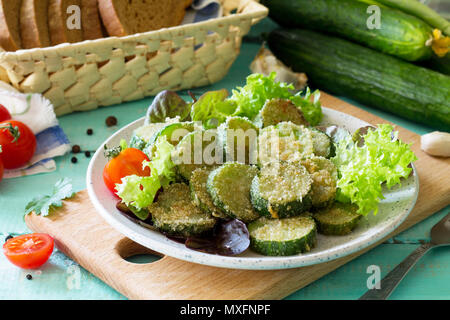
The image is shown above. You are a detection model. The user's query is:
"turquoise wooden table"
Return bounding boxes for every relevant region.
[0,18,449,300]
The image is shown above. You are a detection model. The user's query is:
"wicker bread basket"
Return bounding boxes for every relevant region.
[0,0,267,116]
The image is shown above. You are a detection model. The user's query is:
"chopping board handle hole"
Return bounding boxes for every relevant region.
[115,237,164,265]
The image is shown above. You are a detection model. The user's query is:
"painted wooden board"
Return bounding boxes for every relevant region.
[25,92,450,300]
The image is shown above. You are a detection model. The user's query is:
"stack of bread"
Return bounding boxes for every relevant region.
[0,0,193,51]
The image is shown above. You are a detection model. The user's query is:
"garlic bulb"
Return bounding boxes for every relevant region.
[421,131,450,157]
[250,46,308,90]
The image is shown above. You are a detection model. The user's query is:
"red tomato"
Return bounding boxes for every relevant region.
[0,105,11,122]
[0,120,37,169]
[0,158,3,182]
[103,148,151,194]
[3,233,54,269]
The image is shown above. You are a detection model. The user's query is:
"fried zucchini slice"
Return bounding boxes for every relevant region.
[190,167,227,219]
[310,128,334,158]
[129,123,168,150]
[172,130,222,181]
[149,183,217,237]
[254,98,309,128]
[217,116,258,164]
[313,202,362,236]
[248,216,317,256]
[206,163,260,223]
[251,161,313,218]
[300,156,338,208]
[258,121,314,165]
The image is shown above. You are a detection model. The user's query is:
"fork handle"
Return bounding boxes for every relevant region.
[359,242,434,300]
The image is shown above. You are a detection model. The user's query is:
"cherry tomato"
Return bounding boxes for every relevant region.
[0,158,3,182]
[0,120,37,169]
[0,105,11,122]
[103,148,151,194]
[3,233,54,269]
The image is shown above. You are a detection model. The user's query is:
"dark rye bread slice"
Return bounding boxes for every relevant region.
[48,0,84,45]
[81,0,102,40]
[0,0,22,51]
[99,0,192,37]
[20,0,51,49]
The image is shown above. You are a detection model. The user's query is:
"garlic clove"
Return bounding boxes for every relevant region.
[421,131,450,157]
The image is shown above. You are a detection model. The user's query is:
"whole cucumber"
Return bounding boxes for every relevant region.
[268,28,450,130]
[261,0,434,61]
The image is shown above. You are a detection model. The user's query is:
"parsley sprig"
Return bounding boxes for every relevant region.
[24,178,75,217]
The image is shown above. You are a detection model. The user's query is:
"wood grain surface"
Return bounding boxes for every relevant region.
[25,92,450,300]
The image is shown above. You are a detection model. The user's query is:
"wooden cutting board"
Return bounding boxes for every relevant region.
[25,93,450,300]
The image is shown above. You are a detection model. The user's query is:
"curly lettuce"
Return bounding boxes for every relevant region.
[230,72,323,125]
[332,124,417,216]
[116,136,177,219]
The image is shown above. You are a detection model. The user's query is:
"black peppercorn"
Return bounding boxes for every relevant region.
[71,157,78,164]
[26,274,32,280]
[106,116,118,127]
[85,151,91,158]
[72,145,81,154]
[86,128,93,135]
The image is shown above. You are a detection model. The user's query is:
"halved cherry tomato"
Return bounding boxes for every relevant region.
[103,148,151,194]
[0,120,37,169]
[0,104,11,122]
[3,233,54,269]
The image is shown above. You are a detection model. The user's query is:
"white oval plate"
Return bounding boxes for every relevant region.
[87,108,419,270]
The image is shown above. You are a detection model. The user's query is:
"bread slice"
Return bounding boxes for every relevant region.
[81,0,102,40]
[0,0,22,51]
[48,0,84,45]
[20,0,51,49]
[99,0,193,37]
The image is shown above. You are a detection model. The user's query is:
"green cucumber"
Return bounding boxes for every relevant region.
[268,28,450,130]
[313,203,362,235]
[250,161,312,219]
[254,99,309,128]
[217,116,258,164]
[149,183,217,237]
[206,163,260,223]
[262,0,434,61]
[189,167,227,219]
[248,216,316,256]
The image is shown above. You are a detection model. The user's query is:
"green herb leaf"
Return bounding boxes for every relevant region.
[24,178,75,217]
[143,136,176,188]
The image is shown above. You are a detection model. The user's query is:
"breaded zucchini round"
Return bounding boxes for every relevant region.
[300,156,338,208]
[251,161,313,218]
[255,98,309,128]
[248,216,317,256]
[313,202,361,236]
[206,163,260,223]
[149,183,217,237]
[189,167,227,219]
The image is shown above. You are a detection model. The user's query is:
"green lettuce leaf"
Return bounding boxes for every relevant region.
[229,72,323,125]
[144,136,176,187]
[115,165,161,215]
[190,89,237,129]
[332,124,417,216]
